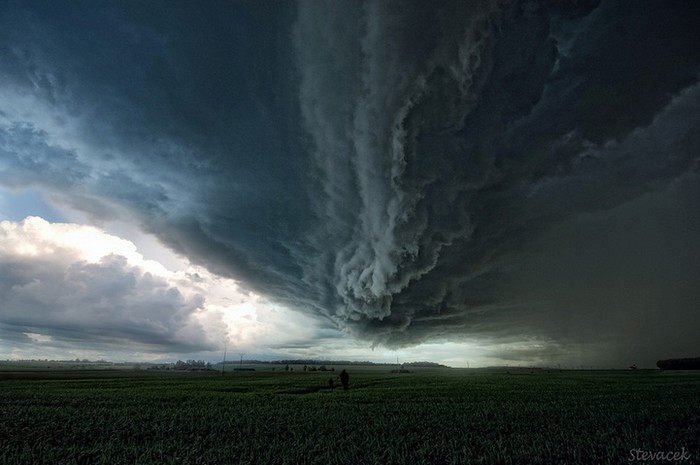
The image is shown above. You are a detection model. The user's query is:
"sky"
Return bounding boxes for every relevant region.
[0,0,698,368]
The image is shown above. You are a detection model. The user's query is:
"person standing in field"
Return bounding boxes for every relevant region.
[339,369,349,391]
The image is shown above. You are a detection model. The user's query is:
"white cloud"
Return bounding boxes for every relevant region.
[0,216,332,361]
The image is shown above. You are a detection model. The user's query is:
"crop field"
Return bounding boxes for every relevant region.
[1,367,699,465]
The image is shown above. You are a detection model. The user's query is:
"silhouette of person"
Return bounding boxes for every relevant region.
[339,369,349,391]
[328,378,334,390]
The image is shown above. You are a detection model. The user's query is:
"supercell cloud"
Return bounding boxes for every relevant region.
[0,0,699,365]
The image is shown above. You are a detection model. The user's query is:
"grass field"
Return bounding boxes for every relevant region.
[1,366,698,465]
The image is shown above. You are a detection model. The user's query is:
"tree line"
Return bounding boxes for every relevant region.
[656,358,700,370]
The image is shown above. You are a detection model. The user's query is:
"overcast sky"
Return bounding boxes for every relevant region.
[1,0,698,368]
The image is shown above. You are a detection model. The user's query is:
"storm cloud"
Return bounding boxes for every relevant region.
[0,0,698,366]
[293,0,700,355]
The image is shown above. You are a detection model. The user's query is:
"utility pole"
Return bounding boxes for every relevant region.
[239,353,245,370]
[221,345,227,376]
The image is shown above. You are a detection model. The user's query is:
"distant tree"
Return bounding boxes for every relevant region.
[404,361,449,368]
[173,359,211,371]
[657,358,700,370]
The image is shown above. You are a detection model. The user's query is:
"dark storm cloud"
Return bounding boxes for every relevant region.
[0,0,312,287]
[0,122,89,188]
[292,0,700,363]
[513,173,700,366]
[1,0,699,365]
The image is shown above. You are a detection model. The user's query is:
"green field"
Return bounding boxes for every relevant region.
[1,367,698,465]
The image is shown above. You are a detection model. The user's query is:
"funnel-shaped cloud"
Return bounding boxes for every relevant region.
[293,0,700,353]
